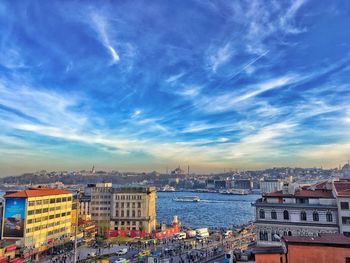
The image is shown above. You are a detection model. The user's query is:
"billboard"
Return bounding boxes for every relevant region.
[3,198,26,238]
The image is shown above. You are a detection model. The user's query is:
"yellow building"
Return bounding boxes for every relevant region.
[2,188,73,258]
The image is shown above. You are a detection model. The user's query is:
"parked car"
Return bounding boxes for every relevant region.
[115,258,128,263]
[117,248,128,255]
[87,252,96,257]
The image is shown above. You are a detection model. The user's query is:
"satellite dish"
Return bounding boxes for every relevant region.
[274,234,281,240]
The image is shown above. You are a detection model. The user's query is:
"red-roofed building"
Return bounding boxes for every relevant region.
[333,180,350,237]
[254,234,350,263]
[254,181,339,246]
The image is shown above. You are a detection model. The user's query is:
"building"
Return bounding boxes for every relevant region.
[333,180,350,236]
[90,183,156,236]
[234,179,253,190]
[260,179,284,194]
[254,182,339,246]
[110,186,156,234]
[79,194,91,217]
[90,183,112,235]
[254,234,350,263]
[2,188,72,259]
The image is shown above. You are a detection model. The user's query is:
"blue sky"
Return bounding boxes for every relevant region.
[0,0,350,175]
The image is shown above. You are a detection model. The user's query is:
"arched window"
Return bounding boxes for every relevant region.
[313,211,319,221]
[271,210,277,220]
[283,210,289,220]
[259,209,265,219]
[300,211,307,221]
[288,231,292,236]
[326,211,333,222]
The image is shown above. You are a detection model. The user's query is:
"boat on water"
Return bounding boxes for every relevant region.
[219,189,248,195]
[173,196,200,202]
[162,185,176,192]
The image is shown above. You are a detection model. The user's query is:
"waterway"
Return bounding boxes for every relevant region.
[156,192,260,228]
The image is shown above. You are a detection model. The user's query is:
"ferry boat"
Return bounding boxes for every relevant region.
[162,185,176,192]
[219,189,248,195]
[173,196,200,202]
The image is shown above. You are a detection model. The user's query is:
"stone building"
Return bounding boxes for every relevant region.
[254,181,339,246]
[333,180,350,236]
[110,186,156,234]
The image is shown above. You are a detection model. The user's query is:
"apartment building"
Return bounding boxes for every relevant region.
[90,183,112,235]
[110,186,156,234]
[333,180,350,236]
[2,188,72,258]
[254,182,339,246]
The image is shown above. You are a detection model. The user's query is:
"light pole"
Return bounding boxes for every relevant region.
[74,190,80,263]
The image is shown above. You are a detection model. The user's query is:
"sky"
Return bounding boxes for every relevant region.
[0,0,350,176]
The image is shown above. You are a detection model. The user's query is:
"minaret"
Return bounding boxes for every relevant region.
[91,165,95,174]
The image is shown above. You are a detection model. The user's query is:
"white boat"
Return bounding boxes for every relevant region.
[173,196,200,202]
[162,185,176,192]
[219,189,248,195]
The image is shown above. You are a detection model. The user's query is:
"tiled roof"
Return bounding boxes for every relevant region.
[334,181,350,197]
[283,234,350,246]
[264,189,333,198]
[4,188,72,198]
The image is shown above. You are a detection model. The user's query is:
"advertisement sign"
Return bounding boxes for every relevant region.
[3,198,26,238]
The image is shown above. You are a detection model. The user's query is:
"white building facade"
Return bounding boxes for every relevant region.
[254,182,339,246]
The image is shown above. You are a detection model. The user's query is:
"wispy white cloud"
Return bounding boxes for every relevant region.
[90,12,120,64]
[193,75,297,113]
[208,43,233,72]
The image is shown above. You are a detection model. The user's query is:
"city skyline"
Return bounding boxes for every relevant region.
[0,1,350,176]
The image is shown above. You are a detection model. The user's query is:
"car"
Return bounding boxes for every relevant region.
[87,252,96,257]
[138,250,150,257]
[114,258,128,263]
[117,248,128,255]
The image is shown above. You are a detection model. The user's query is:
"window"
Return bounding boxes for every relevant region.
[36,200,42,205]
[138,202,141,208]
[283,210,289,220]
[121,202,124,208]
[116,203,119,208]
[326,211,333,222]
[346,257,350,263]
[259,231,268,241]
[29,201,35,206]
[271,210,277,220]
[313,211,319,222]
[43,199,49,204]
[67,197,72,201]
[259,209,265,219]
[300,211,307,221]
[127,202,130,208]
[27,219,33,224]
[132,210,135,217]
[49,215,54,219]
[50,198,55,204]
[28,210,34,215]
[132,203,135,208]
[342,217,350,225]
[271,231,279,241]
[121,210,124,217]
[43,208,49,213]
[126,210,130,217]
[344,232,350,237]
[288,231,292,236]
[116,211,119,217]
[138,210,141,217]
[35,209,42,214]
[341,202,349,210]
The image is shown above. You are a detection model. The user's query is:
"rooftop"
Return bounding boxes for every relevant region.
[4,187,72,198]
[333,181,350,197]
[264,181,334,198]
[283,234,350,246]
